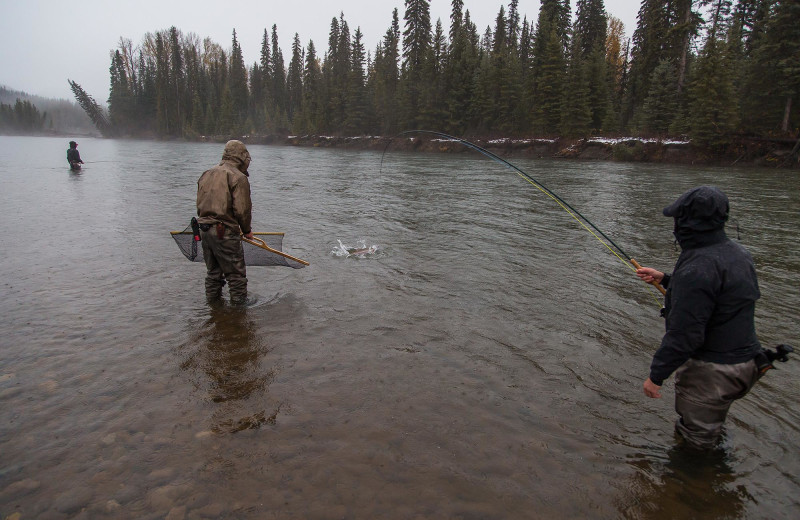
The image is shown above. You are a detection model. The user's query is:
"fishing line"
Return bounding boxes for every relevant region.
[380,130,665,304]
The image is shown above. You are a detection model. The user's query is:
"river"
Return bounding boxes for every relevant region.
[0,135,798,519]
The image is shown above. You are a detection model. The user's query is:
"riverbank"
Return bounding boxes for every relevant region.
[198,133,800,169]
[7,129,797,168]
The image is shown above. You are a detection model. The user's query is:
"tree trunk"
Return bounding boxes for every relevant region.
[781,95,792,133]
[677,2,694,93]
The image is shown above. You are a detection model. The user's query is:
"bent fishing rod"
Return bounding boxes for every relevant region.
[380,130,666,299]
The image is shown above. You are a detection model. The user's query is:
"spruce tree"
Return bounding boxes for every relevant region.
[287,33,304,125]
[345,28,368,134]
[640,59,679,134]
[561,36,592,137]
[300,40,322,133]
[687,0,738,148]
[400,0,432,128]
[229,29,249,132]
[531,1,569,134]
[270,25,288,132]
[372,9,401,134]
[741,0,800,134]
[108,50,135,132]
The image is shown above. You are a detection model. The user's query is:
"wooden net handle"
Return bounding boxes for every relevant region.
[242,236,310,266]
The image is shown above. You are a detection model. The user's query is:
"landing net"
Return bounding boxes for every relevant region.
[171,226,307,269]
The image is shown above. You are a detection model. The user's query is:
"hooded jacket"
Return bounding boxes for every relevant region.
[196,140,252,235]
[649,186,761,385]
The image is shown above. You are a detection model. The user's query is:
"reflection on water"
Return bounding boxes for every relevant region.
[620,446,749,519]
[180,305,280,434]
[0,136,798,518]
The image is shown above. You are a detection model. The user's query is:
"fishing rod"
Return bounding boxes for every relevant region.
[380,130,666,299]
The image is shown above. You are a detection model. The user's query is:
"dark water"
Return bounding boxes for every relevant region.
[0,135,798,519]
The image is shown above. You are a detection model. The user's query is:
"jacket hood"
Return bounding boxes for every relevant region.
[220,140,251,176]
[664,186,729,232]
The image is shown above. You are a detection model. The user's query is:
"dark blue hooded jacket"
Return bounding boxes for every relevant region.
[649,186,762,385]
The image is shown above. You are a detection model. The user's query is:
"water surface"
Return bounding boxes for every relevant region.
[0,136,798,519]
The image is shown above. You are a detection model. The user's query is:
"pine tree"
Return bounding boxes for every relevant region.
[287,33,304,125]
[371,8,401,134]
[640,59,679,134]
[531,1,570,134]
[624,0,701,129]
[687,0,738,148]
[168,27,185,135]
[444,2,479,133]
[345,28,369,134]
[561,36,592,137]
[400,0,432,128]
[108,50,135,132]
[299,39,322,133]
[570,0,609,132]
[68,79,114,136]
[229,29,249,132]
[741,0,800,134]
[270,25,288,132]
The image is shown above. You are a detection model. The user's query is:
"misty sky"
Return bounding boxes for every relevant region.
[0,0,641,102]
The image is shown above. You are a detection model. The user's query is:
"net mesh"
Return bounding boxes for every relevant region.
[171,225,307,269]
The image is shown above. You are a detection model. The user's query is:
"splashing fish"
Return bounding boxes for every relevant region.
[333,239,378,258]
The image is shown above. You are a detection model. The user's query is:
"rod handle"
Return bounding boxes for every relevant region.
[630,258,667,296]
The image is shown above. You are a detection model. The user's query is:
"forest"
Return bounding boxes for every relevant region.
[68,0,798,152]
[0,87,93,135]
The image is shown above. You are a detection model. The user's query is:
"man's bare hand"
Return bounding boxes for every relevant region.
[643,378,662,398]
[636,267,664,285]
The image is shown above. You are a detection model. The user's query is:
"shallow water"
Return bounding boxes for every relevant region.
[0,135,798,519]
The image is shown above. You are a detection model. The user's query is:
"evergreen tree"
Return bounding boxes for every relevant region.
[345,28,368,133]
[418,19,448,130]
[741,0,800,134]
[570,0,609,132]
[168,27,185,135]
[229,29,249,132]
[0,99,47,132]
[299,39,322,133]
[270,25,288,132]
[190,92,204,135]
[287,33,304,125]
[640,59,679,134]
[561,36,592,137]
[444,2,479,133]
[108,49,136,132]
[531,1,570,134]
[625,0,700,128]
[68,79,114,136]
[371,9,401,134]
[258,28,274,125]
[687,0,738,147]
[154,32,170,135]
[400,0,432,128]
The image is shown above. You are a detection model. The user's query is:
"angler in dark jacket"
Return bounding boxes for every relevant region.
[67,141,83,169]
[636,186,762,449]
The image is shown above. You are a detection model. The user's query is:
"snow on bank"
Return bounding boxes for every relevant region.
[285,135,691,145]
[586,137,690,145]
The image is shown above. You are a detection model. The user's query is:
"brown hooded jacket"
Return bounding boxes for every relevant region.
[196,140,252,235]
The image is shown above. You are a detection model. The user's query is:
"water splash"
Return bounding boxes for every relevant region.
[332,239,379,258]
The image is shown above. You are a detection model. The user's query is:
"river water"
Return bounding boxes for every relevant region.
[0,135,798,519]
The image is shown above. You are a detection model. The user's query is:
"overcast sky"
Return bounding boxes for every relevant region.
[0,0,641,102]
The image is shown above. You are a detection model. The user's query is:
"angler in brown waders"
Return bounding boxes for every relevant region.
[196,140,254,305]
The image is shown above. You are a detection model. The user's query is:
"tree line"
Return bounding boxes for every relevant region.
[0,98,47,132]
[1,86,97,135]
[77,0,798,148]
